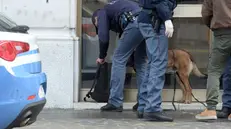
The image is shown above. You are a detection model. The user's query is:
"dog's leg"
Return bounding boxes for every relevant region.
[178,72,192,104]
[176,74,186,103]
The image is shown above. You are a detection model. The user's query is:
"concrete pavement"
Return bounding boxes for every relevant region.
[16,109,231,129]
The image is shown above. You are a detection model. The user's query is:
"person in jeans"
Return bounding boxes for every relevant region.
[217,58,231,119]
[196,0,231,121]
[136,0,177,122]
[92,0,147,112]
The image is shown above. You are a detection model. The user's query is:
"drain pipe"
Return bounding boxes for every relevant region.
[73,35,80,104]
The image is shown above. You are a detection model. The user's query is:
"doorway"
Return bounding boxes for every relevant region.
[77,1,221,103]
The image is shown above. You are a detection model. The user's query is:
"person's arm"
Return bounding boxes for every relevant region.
[151,0,176,37]
[201,0,213,28]
[97,9,110,59]
[151,0,176,22]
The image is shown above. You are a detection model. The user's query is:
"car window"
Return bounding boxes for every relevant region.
[0,13,17,32]
[0,25,8,31]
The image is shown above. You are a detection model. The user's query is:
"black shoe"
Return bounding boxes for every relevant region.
[217,107,231,118]
[133,103,138,112]
[143,112,174,122]
[100,103,123,112]
[137,111,144,119]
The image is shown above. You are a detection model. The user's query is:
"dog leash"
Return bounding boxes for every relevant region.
[171,50,207,109]
[175,72,207,108]
[172,70,177,111]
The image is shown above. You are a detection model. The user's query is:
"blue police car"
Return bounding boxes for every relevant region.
[0,13,47,129]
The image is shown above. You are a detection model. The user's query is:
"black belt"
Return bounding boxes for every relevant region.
[118,9,141,30]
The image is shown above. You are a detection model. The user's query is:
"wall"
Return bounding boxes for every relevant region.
[0,0,78,108]
[0,0,76,28]
[174,4,202,17]
[30,29,78,109]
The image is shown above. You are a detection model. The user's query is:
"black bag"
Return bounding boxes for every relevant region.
[84,63,110,102]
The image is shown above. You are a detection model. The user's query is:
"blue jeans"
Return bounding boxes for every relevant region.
[137,22,168,113]
[222,57,231,108]
[108,19,147,107]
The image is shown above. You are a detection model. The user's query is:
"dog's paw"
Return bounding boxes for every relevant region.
[177,99,185,103]
[184,100,191,104]
[177,99,192,104]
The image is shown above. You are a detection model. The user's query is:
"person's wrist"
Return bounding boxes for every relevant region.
[164,20,172,24]
[99,53,106,59]
[98,57,105,60]
[164,20,173,28]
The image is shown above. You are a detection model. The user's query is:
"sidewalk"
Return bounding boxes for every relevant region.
[19,109,230,129]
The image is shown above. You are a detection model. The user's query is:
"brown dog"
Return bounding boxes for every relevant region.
[167,49,207,104]
[128,49,207,107]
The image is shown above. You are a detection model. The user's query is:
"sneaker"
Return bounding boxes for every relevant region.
[228,114,231,121]
[195,109,217,120]
[100,103,123,112]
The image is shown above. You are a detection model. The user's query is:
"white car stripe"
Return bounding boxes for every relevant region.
[0,53,41,67]
[10,54,41,67]
[29,44,39,51]
[0,53,41,76]
[4,64,15,76]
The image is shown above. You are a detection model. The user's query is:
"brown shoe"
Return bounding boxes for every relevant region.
[195,109,217,120]
[228,114,231,121]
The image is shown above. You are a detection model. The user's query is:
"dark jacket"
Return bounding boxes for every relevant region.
[96,0,140,59]
[202,0,231,30]
[139,0,177,21]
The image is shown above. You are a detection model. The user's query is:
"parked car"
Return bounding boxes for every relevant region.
[0,13,47,129]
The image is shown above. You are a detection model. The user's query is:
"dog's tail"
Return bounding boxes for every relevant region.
[180,49,208,79]
[192,62,208,79]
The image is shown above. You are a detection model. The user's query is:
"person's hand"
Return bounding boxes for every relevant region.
[164,20,174,38]
[96,58,105,64]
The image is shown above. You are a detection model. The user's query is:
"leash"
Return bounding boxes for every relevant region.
[171,50,207,109]
[172,69,177,111]
[175,72,207,108]
[171,50,177,111]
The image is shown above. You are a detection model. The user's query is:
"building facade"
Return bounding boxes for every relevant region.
[1,0,221,109]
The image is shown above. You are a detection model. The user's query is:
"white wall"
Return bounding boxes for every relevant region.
[0,0,78,109]
[174,4,202,17]
[0,0,76,28]
[33,30,77,109]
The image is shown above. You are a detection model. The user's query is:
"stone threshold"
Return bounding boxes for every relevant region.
[74,102,222,110]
